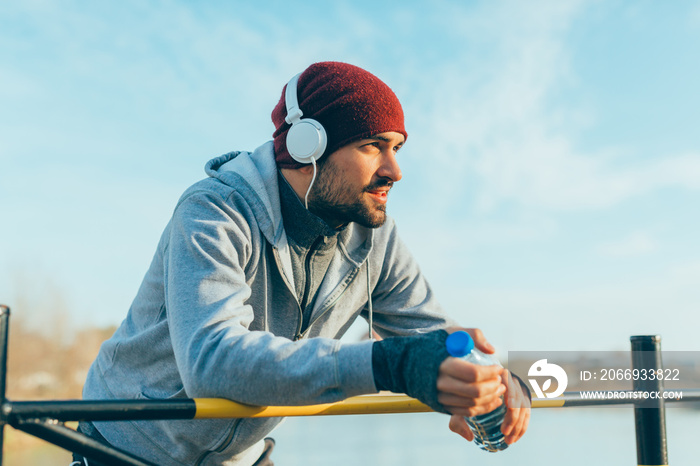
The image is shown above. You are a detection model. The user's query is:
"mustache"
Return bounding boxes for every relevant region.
[363,178,394,192]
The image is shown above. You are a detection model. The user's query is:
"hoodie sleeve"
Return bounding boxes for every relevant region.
[366,220,459,338]
[165,190,377,406]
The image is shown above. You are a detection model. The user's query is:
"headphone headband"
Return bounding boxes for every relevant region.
[284,73,303,125]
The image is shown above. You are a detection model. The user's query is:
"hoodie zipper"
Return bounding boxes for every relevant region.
[268,243,305,341]
[273,242,363,341]
[296,265,360,340]
[295,237,323,339]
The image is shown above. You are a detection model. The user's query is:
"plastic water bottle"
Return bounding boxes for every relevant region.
[445,331,508,452]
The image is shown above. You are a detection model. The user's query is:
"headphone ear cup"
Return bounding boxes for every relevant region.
[286,118,328,164]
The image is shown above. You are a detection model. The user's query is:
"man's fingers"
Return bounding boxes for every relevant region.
[503,370,529,408]
[466,328,496,354]
[439,357,503,383]
[504,408,530,444]
[448,414,474,442]
[437,387,503,410]
[500,369,531,444]
[437,354,508,418]
[445,327,495,354]
[441,393,504,418]
[501,403,517,436]
[437,373,505,399]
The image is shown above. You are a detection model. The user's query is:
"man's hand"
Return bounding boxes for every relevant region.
[436,355,505,418]
[500,369,531,444]
[440,328,531,446]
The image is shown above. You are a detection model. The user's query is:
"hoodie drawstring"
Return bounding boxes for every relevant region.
[366,256,373,340]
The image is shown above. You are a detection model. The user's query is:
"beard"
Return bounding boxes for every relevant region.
[308,161,392,229]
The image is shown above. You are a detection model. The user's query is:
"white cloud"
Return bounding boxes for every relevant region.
[394,1,700,216]
[0,2,372,164]
[472,142,700,212]
[594,232,657,258]
[690,2,700,28]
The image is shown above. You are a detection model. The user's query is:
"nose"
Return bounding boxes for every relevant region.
[377,150,402,183]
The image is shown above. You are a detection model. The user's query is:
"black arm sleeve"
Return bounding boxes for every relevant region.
[371,330,451,414]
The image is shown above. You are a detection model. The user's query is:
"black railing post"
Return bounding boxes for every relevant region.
[631,335,668,466]
[14,420,156,466]
[0,305,10,466]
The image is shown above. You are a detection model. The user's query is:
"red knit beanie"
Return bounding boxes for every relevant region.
[272,61,407,168]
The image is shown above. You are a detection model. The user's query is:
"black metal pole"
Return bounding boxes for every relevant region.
[0,305,10,466]
[631,335,668,466]
[6,398,197,423]
[14,419,156,466]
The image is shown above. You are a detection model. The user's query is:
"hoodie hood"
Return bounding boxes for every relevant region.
[205,141,284,247]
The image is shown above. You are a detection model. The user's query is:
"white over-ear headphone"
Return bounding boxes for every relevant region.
[284,73,328,164]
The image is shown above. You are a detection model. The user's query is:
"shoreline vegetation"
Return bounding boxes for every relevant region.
[4,306,116,463]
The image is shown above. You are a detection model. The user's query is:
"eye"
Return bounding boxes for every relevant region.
[360,141,381,152]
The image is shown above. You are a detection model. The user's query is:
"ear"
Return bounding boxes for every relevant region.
[297,164,315,175]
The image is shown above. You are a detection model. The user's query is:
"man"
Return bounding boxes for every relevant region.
[77,61,530,465]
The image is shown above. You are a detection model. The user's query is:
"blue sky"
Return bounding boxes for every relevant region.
[1,0,699,353]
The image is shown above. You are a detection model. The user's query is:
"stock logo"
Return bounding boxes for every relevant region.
[528,359,568,398]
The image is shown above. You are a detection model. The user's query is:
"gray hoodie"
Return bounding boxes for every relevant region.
[82,141,455,465]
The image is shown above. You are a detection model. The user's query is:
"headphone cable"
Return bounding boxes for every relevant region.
[304,158,317,210]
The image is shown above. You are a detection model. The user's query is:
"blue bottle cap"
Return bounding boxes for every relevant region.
[445,331,474,357]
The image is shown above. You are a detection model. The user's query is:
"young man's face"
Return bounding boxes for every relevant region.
[308,131,405,229]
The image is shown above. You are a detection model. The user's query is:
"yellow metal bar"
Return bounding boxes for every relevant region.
[531,398,565,408]
[194,393,561,419]
[198,388,700,419]
[194,394,433,419]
